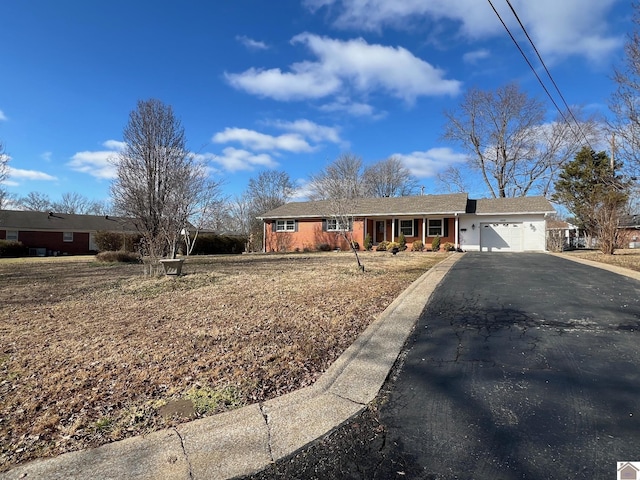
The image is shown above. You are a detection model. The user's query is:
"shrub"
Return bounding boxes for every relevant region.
[0,240,27,258]
[387,241,400,252]
[317,243,332,252]
[376,241,389,251]
[363,233,373,251]
[185,233,247,255]
[94,231,142,253]
[95,250,142,263]
[411,240,424,252]
[398,232,407,251]
[442,242,456,251]
[432,235,441,252]
[350,241,360,251]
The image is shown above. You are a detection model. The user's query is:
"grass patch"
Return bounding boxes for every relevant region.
[0,251,445,471]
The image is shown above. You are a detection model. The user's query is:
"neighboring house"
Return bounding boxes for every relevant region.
[0,210,138,256]
[618,214,640,248]
[258,193,555,253]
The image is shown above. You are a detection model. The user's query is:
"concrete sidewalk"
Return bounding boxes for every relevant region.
[0,254,462,480]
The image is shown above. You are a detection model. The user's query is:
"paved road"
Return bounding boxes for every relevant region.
[248,253,640,479]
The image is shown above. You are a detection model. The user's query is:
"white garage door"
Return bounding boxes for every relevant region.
[480,223,523,252]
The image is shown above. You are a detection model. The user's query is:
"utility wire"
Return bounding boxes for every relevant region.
[486,0,593,149]
[503,0,592,147]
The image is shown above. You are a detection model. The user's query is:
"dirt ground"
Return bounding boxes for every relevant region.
[561,247,640,272]
[0,251,446,472]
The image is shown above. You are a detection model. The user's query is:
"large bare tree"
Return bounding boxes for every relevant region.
[245,170,296,252]
[111,99,221,267]
[308,153,365,271]
[363,156,418,197]
[443,83,596,198]
[610,2,640,174]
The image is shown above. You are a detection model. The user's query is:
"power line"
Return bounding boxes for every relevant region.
[486,0,593,149]
[503,0,591,146]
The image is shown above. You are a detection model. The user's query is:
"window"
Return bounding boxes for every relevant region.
[5,230,18,241]
[63,232,74,242]
[400,220,414,237]
[428,219,443,237]
[275,220,295,232]
[326,218,352,231]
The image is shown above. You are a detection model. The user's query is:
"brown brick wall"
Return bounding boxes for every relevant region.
[0,230,92,255]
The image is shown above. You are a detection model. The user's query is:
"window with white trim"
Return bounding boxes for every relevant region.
[327,218,352,231]
[399,219,414,237]
[63,232,74,242]
[5,230,18,241]
[428,219,443,237]
[275,220,295,232]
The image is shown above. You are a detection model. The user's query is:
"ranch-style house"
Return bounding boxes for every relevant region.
[258,193,555,253]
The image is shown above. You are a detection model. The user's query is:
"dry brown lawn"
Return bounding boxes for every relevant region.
[560,247,640,272]
[0,251,447,471]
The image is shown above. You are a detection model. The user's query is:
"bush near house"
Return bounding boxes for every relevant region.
[94,231,142,253]
[398,233,407,251]
[0,240,27,258]
[183,234,247,255]
[411,240,424,252]
[442,242,456,251]
[317,243,332,251]
[363,234,373,251]
[432,235,441,252]
[376,241,389,251]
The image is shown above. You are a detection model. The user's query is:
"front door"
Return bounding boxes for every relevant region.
[375,220,385,243]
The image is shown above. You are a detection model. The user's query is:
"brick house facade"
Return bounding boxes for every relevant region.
[259,193,554,253]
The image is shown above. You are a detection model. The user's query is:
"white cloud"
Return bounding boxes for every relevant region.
[66,140,126,179]
[8,166,57,181]
[318,98,386,119]
[209,147,278,172]
[463,49,490,64]
[236,35,269,50]
[267,119,342,144]
[226,33,461,103]
[0,110,7,121]
[102,139,126,151]
[212,127,315,153]
[306,0,622,63]
[40,151,52,162]
[67,151,118,179]
[394,148,468,178]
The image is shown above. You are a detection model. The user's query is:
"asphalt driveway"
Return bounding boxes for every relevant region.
[247,252,640,479]
[380,252,640,479]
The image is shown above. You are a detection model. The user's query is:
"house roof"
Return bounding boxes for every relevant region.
[258,193,470,219]
[472,196,555,215]
[259,193,555,219]
[619,214,640,228]
[0,210,139,232]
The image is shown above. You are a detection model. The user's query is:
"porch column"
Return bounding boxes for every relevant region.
[391,217,396,242]
[422,217,426,245]
[364,217,368,240]
[454,215,459,247]
[263,222,266,253]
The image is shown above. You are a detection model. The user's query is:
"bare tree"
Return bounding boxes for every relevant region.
[610,2,640,175]
[363,156,418,197]
[245,170,296,252]
[0,141,9,209]
[18,191,53,212]
[436,165,469,194]
[111,99,222,269]
[309,153,365,271]
[308,153,365,201]
[443,83,595,198]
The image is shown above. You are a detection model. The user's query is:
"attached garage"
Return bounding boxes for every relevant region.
[480,222,523,252]
[459,197,555,253]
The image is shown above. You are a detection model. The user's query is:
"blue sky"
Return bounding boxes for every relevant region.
[0,0,632,206]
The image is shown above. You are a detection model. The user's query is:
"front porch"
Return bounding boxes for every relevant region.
[364,216,458,250]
